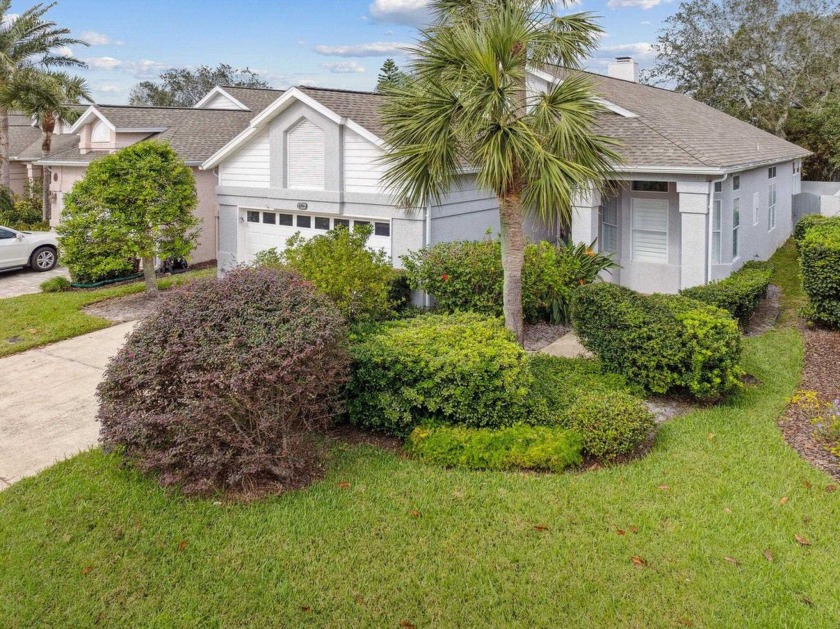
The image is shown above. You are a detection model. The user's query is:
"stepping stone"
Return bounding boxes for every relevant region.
[540,332,593,359]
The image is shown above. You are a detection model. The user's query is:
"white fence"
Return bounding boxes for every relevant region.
[793,181,840,222]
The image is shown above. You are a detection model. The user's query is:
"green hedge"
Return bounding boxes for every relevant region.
[679,260,774,325]
[528,354,640,412]
[562,391,655,461]
[571,283,742,399]
[406,424,583,472]
[402,239,616,324]
[348,313,538,436]
[794,214,832,248]
[800,219,840,328]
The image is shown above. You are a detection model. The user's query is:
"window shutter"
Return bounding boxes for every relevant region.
[287,119,325,190]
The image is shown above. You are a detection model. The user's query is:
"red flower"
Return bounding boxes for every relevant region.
[442,274,449,282]
[578,278,584,285]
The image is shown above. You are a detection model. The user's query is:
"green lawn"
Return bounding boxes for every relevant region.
[2,244,839,627]
[0,268,215,357]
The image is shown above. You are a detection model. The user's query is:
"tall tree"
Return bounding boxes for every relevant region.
[0,0,86,189]
[376,58,409,92]
[646,0,840,177]
[381,0,618,343]
[128,63,270,107]
[4,69,91,220]
[58,142,200,295]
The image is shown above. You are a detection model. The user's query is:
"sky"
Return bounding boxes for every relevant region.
[28,0,679,104]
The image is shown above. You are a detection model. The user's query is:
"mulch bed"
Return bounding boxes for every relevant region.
[778,326,840,481]
[523,322,569,351]
[82,292,162,323]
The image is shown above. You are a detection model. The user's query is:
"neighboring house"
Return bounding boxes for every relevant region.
[27,86,285,264]
[202,58,809,294]
[7,111,46,196]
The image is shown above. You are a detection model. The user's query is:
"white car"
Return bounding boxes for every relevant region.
[0,226,59,272]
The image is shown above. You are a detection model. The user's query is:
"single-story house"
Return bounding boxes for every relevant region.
[25,86,286,264]
[201,58,810,294]
[7,111,46,195]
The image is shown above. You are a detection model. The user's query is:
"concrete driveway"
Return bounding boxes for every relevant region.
[0,322,135,488]
[0,266,70,299]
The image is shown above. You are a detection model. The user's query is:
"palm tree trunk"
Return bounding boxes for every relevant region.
[142,255,159,296]
[41,129,52,222]
[0,106,9,190]
[499,194,526,345]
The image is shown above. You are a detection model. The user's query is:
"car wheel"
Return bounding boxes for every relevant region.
[30,246,57,272]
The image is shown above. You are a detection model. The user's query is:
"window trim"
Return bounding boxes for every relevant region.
[600,195,619,254]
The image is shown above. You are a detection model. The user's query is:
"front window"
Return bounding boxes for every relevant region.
[712,200,722,264]
[632,181,669,193]
[732,198,740,259]
[374,222,391,237]
[768,166,777,179]
[631,198,668,263]
[733,175,740,191]
[600,195,619,253]
[768,183,777,230]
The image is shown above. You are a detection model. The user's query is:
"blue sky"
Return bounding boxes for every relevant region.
[32,0,679,103]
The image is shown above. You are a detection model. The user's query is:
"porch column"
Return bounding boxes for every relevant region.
[676,181,710,290]
[571,188,601,249]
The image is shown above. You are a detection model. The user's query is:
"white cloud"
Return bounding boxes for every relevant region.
[640,20,652,25]
[55,45,73,58]
[368,0,431,26]
[321,60,367,74]
[598,42,656,60]
[314,41,410,57]
[96,84,124,94]
[84,57,167,78]
[607,0,667,8]
[80,30,124,46]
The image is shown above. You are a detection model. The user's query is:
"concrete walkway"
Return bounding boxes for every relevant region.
[540,332,593,359]
[0,322,135,488]
[0,266,70,299]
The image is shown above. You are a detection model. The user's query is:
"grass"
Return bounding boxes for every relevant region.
[2,244,840,627]
[769,238,806,325]
[0,268,215,357]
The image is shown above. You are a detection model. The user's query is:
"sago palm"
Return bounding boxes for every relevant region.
[5,69,91,220]
[0,0,86,189]
[380,0,619,343]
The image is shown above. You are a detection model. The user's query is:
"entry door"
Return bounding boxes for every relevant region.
[0,228,28,267]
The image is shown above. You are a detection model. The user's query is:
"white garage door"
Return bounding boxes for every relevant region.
[243,209,391,262]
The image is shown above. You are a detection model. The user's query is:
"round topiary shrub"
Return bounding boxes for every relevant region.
[98,267,350,496]
[563,391,656,462]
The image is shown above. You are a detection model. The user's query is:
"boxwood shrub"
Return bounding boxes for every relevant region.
[800,219,840,328]
[571,283,742,399]
[794,214,832,248]
[406,424,583,472]
[98,267,350,496]
[348,312,537,436]
[402,238,616,324]
[679,260,774,325]
[562,391,655,461]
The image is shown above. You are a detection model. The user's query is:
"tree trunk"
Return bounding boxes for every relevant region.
[0,106,10,190]
[41,128,53,222]
[499,195,526,345]
[142,255,159,296]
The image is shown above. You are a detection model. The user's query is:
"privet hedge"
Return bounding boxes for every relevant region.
[406,424,583,472]
[800,218,840,328]
[348,312,538,436]
[571,283,742,399]
[98,267,350,495]
[402,239,616,324]
[794,214,832,248]
[680,261,774,325]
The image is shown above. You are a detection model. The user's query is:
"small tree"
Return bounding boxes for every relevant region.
[58,141,199,294]
[128,63,270,107]
[376,59,409,92]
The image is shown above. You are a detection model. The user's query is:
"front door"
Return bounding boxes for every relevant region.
[0,228,28,268]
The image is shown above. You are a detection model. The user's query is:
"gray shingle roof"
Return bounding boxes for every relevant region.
[8,112,42,160]
[299,87,387,139]
[541,65,809,171]
[218,86,285,114]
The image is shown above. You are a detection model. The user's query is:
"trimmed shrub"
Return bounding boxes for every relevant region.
[572,283,742,399]
[800,219,840,328]
[257,225,401,322]
[348,312,536,436]
[402,238,617,324]
[562,391,655,462]
[40,276,71,293]
[680,260,774,325]
[529,354,641,413]
[406,424,583,472]
[794,214,832,248]
[98,267,350,496]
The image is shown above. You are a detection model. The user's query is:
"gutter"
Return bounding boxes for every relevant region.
[707,173,728,283]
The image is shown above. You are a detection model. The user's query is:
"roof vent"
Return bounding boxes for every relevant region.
[608,57,639,83]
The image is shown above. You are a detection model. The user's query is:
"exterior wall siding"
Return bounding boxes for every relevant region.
[344,130,386,194]
[219,129,270,188]
[286,119,326,190]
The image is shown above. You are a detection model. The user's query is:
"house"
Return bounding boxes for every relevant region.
[7,111,46,195]
[201,58,809,294]
[27,86,285,264]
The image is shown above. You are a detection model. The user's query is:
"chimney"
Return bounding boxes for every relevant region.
[608,57,639,83]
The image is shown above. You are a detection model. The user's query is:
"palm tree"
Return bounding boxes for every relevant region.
[5,70,91,220]
[0,1,87,189]
[380,0,619,344]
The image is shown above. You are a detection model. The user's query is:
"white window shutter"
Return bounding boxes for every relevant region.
[287,119,325,190]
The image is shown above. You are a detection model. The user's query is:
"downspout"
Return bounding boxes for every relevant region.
[707,173,728,283]
[424,194,432,308]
